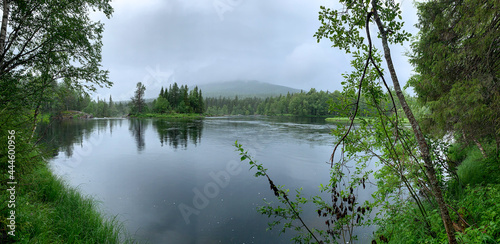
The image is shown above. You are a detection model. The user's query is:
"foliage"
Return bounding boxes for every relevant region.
[409,0,500,148]
[315,0,465,242]
[235,142,322,243]
[204,89,392,117]
[236,141,375,243]
[229,0,500,243]
[457,150,500,187]
[455,184,500,243]
[153,96,170,114]
[0,0,114,130]
[376,184,500,243]
[0,0,116,166]
[152,83,204,114]
[0,0,135,242]
[130,82,146,114]
[34,80,127,117]
[0,0,113,90]
[314,0,410,53]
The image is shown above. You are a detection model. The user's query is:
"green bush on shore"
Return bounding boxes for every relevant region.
[374,144,500,243]
[375,183,500,243]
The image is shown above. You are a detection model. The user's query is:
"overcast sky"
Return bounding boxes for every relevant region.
[92,0,419,101]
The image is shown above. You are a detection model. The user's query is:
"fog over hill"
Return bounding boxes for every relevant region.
[196,80,302,98]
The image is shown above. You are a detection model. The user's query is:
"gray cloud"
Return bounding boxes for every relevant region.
[93,0,419,100]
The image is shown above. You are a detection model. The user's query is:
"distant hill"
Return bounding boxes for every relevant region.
[197,80,301,98]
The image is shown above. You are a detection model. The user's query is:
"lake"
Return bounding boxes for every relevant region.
[40,116,377,243]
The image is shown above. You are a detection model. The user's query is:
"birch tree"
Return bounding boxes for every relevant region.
[315,0,457,242]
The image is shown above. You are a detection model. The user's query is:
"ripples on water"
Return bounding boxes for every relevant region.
[41,116,376,243]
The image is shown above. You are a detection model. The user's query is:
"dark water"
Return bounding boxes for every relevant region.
[40,116,376,243]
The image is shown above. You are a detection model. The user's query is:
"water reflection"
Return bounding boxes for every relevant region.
[38,118,205,157]
[153,119,203,149]
[37,119,115,158]
[42,117,377,243]
[128,119,148,152]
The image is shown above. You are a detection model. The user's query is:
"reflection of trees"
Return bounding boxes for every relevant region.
[128,119,148,152]
[37,119,109,158]
[152,119,203,149]
[37,118,204,157]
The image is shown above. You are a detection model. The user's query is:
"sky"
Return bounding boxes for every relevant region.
[92,0,419,101]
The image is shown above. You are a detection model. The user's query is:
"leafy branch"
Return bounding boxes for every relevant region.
[235,141,322,243]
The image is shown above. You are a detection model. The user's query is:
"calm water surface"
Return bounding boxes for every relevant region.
[41,116,376,243]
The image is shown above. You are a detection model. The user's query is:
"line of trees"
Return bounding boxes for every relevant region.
[38,81,127,117]
[205,88,394,117]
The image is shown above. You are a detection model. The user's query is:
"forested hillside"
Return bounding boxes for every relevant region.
[197,80,301,98]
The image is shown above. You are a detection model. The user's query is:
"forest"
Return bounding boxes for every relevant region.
[148,82,204,115]
[204,88,406,117]
[0,0,498,243]
[205,89,339,116]
[29,81,205,118]
[36,82,128,118]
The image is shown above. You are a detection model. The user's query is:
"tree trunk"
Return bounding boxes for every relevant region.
[463,131,487,158]
[31,103,41,139]
[0,0,9,58]
[371,3,457,243]
[473,138,487,158]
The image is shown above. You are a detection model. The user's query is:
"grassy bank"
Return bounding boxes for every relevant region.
[325,116,409,123]
[132,113,204,119]
[374,144,500,243]
[325,117,369,123]
[375,183,500,243]
[0,160,133,243]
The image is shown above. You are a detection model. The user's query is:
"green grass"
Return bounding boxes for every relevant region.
[325,117,368,123]
[0,162,135,243]
[375,142,500,243]
[325,116,410,123]
[375,184,500,243]
[456,147,500,187]
[132,113,204,119]
[38,113,51,123]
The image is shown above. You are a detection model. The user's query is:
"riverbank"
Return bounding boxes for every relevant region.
[325,116,409,123]
[375,143,500,243]
[325,117,366,123]
[55,110,94,120]
[0,158,133,243]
